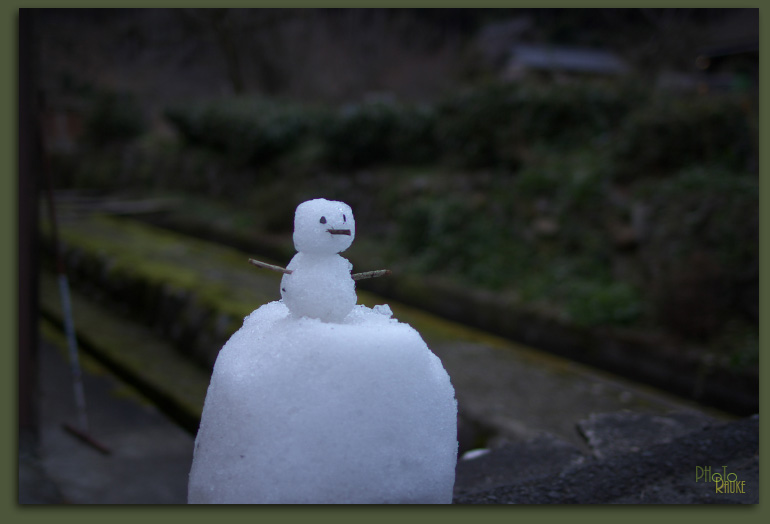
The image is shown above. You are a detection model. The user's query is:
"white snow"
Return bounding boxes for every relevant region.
[188,199,458,504]
[291,198,355,254]
[460,448,490,461]
[281,251,356,323]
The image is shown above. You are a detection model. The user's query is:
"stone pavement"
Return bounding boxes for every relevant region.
[20,335,194,504]
[454,412,759,504]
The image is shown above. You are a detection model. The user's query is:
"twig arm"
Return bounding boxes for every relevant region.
[352,269,392,281]
[248,258,391,281]
[248,258,292,275]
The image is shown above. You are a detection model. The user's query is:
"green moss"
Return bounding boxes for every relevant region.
[40,317,166,408]
[39,273,211,419]
[52,214,282,317]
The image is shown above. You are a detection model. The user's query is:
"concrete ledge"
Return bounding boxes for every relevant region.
[39,272,210,434]
[454,413,759,504]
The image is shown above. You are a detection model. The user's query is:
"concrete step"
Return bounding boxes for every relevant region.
[39,272,209,433]
[32,320,194,503]
[454,413,759,504]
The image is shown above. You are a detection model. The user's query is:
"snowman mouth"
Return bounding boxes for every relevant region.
[327,229,351,236]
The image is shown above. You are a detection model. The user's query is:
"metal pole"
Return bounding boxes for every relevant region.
[41,131,90,435]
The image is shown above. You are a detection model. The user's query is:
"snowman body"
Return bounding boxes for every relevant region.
[188,199,458,504]
[281,252,355,323]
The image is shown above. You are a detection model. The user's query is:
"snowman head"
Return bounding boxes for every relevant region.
[293,198,355,254]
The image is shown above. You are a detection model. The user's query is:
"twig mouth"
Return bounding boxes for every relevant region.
[327,229,351,236]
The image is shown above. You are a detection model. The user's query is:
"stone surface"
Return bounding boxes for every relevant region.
[18,429,65,504]
[28,335,194,504]
[454,432,585,497]
[577,410,716,459]
[454,412,759,504]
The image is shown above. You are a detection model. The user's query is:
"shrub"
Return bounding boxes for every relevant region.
[434,83,520,169]
[633,167,758,338]
[389,104,439,165]
[433,81,639,170]
[321,99,439,169]
[514,82,639,144]
[165,98,322,168]
[85,90,146,145]
[322,99,399,168]
[565,279,642,327]
[613,94,752,180]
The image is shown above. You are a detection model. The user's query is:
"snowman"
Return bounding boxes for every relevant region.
[188,198,457,504]
[280,199,357,323]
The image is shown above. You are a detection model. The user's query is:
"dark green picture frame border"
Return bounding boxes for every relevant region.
[3,1,765,522]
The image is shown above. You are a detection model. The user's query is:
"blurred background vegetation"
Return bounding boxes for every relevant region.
[33,8,759,373]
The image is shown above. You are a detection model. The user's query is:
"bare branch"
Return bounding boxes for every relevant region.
[352,269,392,281]
[248,258,292,275]
[248,258,391,281]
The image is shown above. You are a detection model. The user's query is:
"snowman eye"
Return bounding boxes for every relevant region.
[343,214,346,223]
[320,216,327,224]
